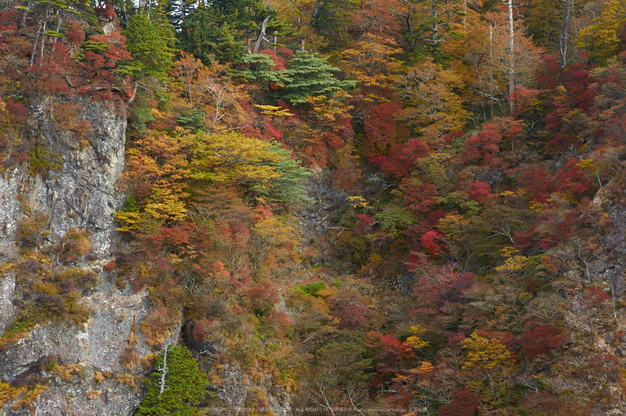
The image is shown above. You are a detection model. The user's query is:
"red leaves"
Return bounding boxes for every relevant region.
[355,213,375,233]
[373,138,431,179]
[66,22,85,46]
[582,285,611,306]
[518,325,569,358]
[468,181,492,204]
[153,226,191,247]
[259,49,287,70]
[94,1,117,21]
[439,389,479,416]
[509,86,541,117]
[192,319,213,342]
[555,159,595,200]
[461,124,501,166]
[364,102,401,156]
[85,31,132,69]
[413,267,475,307]
[245,280,279,313]
[327,290,370,329]
[403,182,438,216]
[0,10,18,31]
[4,99,27,124]
[517,167,555,202]
[366,331,415,363]
[420,230,447,257]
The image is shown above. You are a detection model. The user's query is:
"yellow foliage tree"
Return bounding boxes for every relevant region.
[396,58,468,143]
[577,0,626,64]
[341,33,403,89]
[461,331,514,370]
[189,131,282,184]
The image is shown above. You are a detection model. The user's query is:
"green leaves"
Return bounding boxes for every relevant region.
[251,143,314,206]
[279,51,355,105]
[123,14,174,82]
[240,53,290,88]
[136,345,207,416]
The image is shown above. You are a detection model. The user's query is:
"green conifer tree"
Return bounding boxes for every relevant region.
[136,345,207,416]
[123,14,174,82]
[278,51,355,105]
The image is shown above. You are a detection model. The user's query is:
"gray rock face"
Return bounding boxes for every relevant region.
[297,167,349,242]
[0,96,126,255]
[0,96,156,415]
[0,273,16,334]
[590,189,626,295]
[0,282,180,416]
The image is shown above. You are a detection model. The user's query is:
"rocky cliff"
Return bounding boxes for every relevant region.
[0,96,126,255]
[0,96,175,415]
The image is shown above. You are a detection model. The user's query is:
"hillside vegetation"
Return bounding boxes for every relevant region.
[2,0,626,414]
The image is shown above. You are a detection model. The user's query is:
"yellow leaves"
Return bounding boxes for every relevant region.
[437,214,470,241]
[114,210,142,232]
[190,131,282,184]
[577,0,626,63]
[251,210,300,278]
[499,247,519,258]
[461,331,513,370]
[396,58,468,142]
[306,91,353,126]
[528,200,543,213]
[495,255,529,274]
[349,195,369,208]
[495,247,528,274]
[0,383,26,408]
[618,367,626,390]
[409,361,435,375]
[10,385,48,410]
[143,183,189,220]
[341,33,403,88]
[117,132,191,232]
[406,325,429,350]
[576,159,597,171]
[254,104,294,118]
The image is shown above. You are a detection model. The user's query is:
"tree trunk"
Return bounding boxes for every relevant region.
[432,0,438,46]
[507,0,515,115]
[560,0,571,68]
[313,0,322,19]
[40,20,47,67]
[253,15,271,54]
[30,21,42,67]
[489,23,494,119]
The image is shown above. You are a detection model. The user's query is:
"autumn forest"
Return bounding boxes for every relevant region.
[1,0,626,414]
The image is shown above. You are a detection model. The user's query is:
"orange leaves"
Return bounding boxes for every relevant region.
[171,53,250,133]
[396,58,468,143]
[341,33,402,88]
[117,132,190,232]
[250,206,299,278]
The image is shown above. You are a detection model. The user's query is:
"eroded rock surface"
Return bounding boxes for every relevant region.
[0,96,126,256]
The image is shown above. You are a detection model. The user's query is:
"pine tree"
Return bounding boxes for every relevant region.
[123,14,173,82]
[178,0,271,63]
[278,51,355,105]
[136,345,207,415]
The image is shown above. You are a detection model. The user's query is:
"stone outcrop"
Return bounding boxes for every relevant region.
[0,96,126,256]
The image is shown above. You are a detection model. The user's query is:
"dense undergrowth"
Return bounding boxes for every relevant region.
[2,0,626,414]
